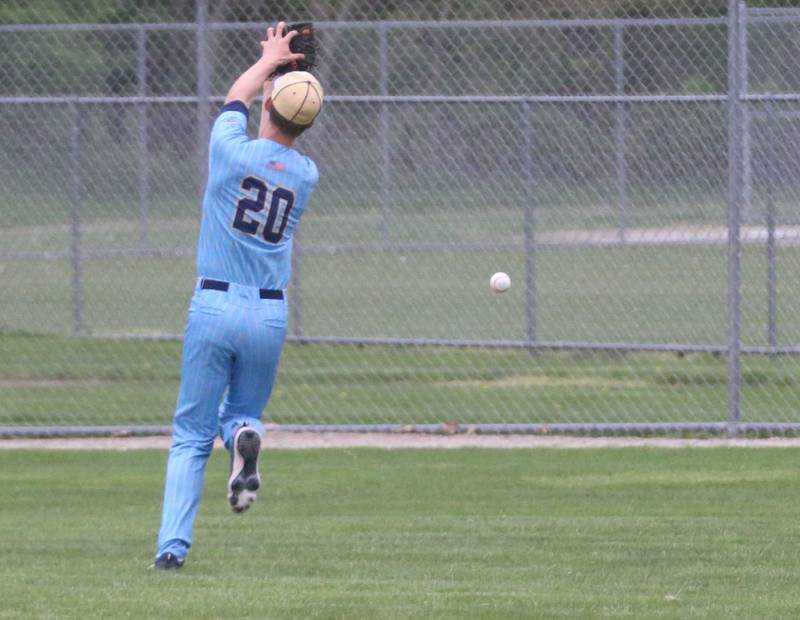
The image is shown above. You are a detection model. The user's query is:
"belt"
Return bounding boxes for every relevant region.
[200,278,284,300]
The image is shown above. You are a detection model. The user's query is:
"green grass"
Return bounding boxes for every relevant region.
[2,333,800,427]
[4,207,800,429]
[4,235,800,346]
[0,181,732,232]
[2,448,800,618]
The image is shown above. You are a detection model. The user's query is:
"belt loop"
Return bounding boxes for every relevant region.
[199,278,283,300]
[259,289,284,300]
[201,279,229,292]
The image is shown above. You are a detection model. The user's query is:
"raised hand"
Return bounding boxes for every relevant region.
[260,22,304,68]
[225,21,303,106]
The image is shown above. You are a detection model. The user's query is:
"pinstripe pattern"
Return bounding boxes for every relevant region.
[198,108,318,290]
[156,104,316,560]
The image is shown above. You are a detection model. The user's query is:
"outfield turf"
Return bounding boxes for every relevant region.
[5,192,800,429]
[4,332,800,427]
[5,238,800,346]
[2,447,800,618]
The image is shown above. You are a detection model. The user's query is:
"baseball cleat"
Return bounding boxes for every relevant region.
[228,425,261,513]
[151,552,185,570]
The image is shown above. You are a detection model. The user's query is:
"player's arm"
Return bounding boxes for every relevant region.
[224,22,303,108]
[210,23,302,161]
[257,78,274,138]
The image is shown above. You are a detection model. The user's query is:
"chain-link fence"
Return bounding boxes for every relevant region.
[2,0,799,435]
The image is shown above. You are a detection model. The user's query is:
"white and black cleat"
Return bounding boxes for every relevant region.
[227,425,261,514]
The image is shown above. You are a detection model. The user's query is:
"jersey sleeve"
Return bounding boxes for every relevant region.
[306,158,320,189]
[209,101,250,162]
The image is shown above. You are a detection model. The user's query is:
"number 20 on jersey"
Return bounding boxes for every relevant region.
[232,176,295,244]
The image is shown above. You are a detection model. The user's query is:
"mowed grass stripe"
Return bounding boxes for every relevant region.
[4,233,800,345]
[1,448,800,618]
[2,333,800,426]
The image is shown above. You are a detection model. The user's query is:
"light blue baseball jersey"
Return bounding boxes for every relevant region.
[155,101,319,562]
[197,101,319,289]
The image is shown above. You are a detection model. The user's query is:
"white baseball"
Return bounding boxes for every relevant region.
[490,272,511,293]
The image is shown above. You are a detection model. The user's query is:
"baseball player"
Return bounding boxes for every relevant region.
[152,22,323,570]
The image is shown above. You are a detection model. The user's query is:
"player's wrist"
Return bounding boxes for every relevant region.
[255,55,280,79]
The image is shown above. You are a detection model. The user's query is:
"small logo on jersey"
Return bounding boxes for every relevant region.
[268,161,286,172]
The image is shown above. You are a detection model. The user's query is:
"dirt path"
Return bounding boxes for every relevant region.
[3,433,800,450]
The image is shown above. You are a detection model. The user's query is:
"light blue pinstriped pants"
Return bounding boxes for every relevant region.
[156,279,287,559]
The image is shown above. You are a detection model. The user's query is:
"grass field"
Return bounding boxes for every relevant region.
[3,332,800,427]
[4,208,800,429]
[4,212,800,345]
[2,447,800,618]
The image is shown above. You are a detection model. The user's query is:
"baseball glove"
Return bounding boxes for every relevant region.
[273,22,317,76]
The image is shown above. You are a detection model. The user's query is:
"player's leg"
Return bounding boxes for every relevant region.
[219,298,288,448]
[219,299,288,512]
[155,296,234,562]
[226,423,263,513]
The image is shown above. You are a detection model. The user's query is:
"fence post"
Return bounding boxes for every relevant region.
[379,24,391,248]
[740,1,753,224]
[614,23,628,243]
[137,26,150,247]
[196,0,211,190]
[69,102,83,336]
[727,0,744,436]
[522,101,537,347]
[291,236,303,337]
[765,99,778,356]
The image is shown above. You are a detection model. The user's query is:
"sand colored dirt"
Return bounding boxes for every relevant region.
[3,433,800,450]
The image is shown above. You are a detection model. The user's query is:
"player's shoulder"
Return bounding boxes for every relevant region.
[219,101,249,119]
[214,102,249,131]
[284,147,318,186]
[300,154,319,186]
[253,140,318,186]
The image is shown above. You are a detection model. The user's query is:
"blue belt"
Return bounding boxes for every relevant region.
[200,278,284,300]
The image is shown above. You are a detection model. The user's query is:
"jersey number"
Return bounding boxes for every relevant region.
[232,176,295,244]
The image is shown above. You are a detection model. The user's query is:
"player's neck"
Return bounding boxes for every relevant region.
[259,125,296,148]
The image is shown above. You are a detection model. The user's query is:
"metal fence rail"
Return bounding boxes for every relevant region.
[5,422,800,439]
[2,0,800,435]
